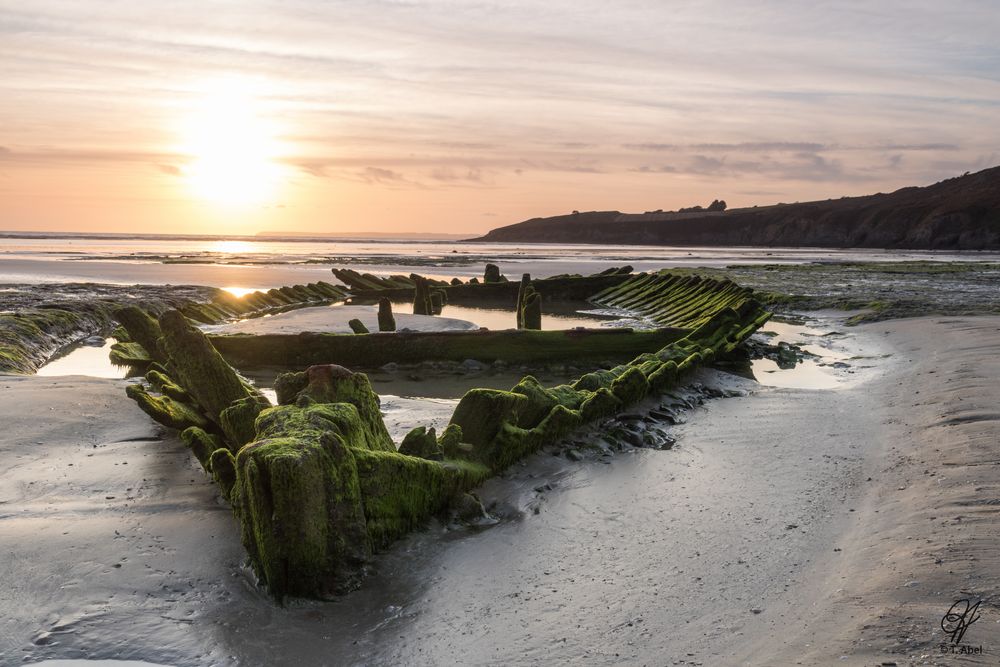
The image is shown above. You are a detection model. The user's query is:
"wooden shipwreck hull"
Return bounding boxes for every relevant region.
[115,270,771,600]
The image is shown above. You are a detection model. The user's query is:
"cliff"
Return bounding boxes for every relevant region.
[471,166,1000,249]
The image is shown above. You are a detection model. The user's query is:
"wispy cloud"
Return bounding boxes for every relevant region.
[633,152,855,182]
[357,166,422,188]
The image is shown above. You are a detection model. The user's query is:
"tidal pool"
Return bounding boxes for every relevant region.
[35,338,130,379]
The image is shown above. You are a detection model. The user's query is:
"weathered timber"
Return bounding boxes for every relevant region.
[232,364,489,599]
[109,281,350,370]
[412,277,432,315]
[345,273,630,305]
[516,273,530,329]
[522,291,542,330]
[483,263,503,283]
[377,298,396,332]
[208,327,688,369]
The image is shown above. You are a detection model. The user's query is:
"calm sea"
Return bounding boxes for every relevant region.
[1,233,996,290]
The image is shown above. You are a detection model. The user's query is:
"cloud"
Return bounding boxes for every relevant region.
[518,159,604,174]
[873,143,959,151]
[623,141,960,153]
[157,163,182,176]
[624,142,829,153]
[357,166,423,188]
[632,151,853,182]
[0,147,183,166]
[293,160,331,178]
[429,166,486,183]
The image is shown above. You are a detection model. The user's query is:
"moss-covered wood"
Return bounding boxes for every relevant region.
[483,263,504,283]
[107,281,351,372]
[158,310,257,420]
[377,298,396,332]
[522,291,542,330]
[412,276,432,316]
[208,327,688,369]
[445,298,770,472]
[232,366,490,599]
[344,271,630,305]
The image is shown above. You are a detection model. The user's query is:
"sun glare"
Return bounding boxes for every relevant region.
[221,286,263,298]
[210,240,256,254]
[179,81,285,206]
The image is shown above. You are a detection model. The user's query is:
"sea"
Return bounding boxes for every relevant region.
[2,232,994,290]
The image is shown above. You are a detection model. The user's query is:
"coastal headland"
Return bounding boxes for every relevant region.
[473,166,1000,250]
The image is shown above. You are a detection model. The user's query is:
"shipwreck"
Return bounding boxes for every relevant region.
[112,265,771,600]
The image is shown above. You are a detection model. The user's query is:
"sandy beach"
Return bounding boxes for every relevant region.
[0,316,995,665]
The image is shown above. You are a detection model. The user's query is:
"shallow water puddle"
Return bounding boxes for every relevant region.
[36,338,129,379]
[389,300,616,330]
[751,357,843,390]
[751,320,856,390]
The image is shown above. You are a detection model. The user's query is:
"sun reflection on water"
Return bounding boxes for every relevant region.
[209,240,256,254]
[221,286,263,298]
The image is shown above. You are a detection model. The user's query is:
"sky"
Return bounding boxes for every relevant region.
[1,0,998,236]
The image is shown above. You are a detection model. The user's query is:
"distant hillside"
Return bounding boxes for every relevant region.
[471,166,1000,249]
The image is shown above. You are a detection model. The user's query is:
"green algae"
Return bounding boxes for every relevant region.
[515,273,530,329]
[398,426,443,460]
[235,432,370,599]
[0,306,113,374]
[437,423,466,459]
[348,318,370,334]
[158,310,254,420]
[126,383,208,431]
[145,369,191,402]
[429,290,444,315]
[354,449,490,550]
[219,395,270,449]
[181,426,224,470]
[209,327,687,369]
[275,365,394,452]
[109,341,151,366]
[522,291,542,330]
[412,276,433,316]
[113,306,167,363]
[210,448,238,499]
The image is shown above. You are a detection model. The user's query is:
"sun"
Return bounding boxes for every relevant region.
[178,81,286,206]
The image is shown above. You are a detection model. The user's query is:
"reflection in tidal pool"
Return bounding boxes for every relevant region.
[36,338,129,379]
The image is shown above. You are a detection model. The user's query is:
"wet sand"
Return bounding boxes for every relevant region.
[2,317,998,666]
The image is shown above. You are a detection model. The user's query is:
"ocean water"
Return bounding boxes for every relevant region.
[2,232,996,290]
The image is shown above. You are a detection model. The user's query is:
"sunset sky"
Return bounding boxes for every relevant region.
[1,1,998,236]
